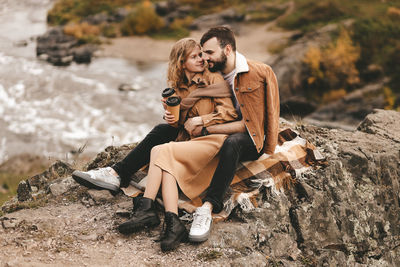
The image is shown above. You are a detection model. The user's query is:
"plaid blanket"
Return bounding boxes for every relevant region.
[121,128,326,221]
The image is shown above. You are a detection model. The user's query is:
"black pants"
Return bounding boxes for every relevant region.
[112,123,179,187]
[203,132,262,213]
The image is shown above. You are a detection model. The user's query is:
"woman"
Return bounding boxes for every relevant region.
[117,38,237,251]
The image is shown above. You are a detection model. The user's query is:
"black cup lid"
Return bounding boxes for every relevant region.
[166,96,181,106]
[162,87,175,97]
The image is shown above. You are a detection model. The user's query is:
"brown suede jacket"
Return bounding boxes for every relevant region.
[233,52,280,154]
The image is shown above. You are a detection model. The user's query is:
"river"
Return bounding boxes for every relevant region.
[0,0,167,164]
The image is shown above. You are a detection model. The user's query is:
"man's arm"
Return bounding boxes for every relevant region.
[192,120,246,136]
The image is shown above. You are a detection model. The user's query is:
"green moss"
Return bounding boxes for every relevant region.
[196,250,223,261]
[0,172,26,206]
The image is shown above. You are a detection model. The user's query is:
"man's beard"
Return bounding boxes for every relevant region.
[208,52,227,72]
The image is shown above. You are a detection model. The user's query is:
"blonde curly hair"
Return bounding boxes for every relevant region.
[167,38,200,89]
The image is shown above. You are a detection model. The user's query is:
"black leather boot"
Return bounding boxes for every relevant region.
[118,196,160,234]
[160,212,188,252]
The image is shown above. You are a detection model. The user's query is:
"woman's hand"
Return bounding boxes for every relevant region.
[164,110,176,125]
[161,98,167,110]
[184,116,203,135]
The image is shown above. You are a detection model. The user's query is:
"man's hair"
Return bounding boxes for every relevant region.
[200,26,236,52]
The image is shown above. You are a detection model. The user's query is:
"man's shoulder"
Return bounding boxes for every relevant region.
[246,59,273,73]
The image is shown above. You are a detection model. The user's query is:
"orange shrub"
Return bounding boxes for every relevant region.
[121,1,164,35]
[387,7,400,20]
[64,22,100,39]
[303,28,360,100]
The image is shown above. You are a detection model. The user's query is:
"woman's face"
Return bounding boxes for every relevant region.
[183,46,204,74]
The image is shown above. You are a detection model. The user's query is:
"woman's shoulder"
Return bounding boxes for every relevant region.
[202,69,225,85]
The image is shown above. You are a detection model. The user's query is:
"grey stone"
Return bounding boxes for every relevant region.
[49,177,76,197]
[87,189,114,203]
[17,180,31,202]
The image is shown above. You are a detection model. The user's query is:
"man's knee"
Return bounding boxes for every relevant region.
[221,133,248,154]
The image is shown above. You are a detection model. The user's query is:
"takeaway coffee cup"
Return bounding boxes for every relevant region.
[162,87,176,100]
[166,96,181,122]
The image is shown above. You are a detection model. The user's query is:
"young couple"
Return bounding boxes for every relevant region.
[72,26,280,252]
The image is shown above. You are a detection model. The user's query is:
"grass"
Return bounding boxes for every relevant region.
[0,172,38,206]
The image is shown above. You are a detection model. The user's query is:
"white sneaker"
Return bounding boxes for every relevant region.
[72,167,120,193]
[189,206,212,242]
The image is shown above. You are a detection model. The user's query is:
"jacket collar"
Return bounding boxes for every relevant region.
[235,51,249,74]
[180,72,206,90]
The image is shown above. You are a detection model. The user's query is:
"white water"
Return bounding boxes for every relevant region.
[0,0,167,164]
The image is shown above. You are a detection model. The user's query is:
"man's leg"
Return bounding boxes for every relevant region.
[72,123,179,190]
[189,132,260,242]
[203,132,260,212]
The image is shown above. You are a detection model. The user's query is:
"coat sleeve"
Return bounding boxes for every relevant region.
[200,97,238,127]
[263,65,280,155]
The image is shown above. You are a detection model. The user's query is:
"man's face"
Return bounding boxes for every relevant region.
[202,37,227,72]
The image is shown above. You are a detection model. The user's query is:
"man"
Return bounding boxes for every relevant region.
[72,26,279,243]
[186,26,280,242]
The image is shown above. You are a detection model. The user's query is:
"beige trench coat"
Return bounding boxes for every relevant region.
[154,70,238,200]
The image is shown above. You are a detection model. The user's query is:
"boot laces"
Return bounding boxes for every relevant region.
[158,214,173,241]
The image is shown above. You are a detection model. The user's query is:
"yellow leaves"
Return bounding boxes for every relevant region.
[64,22,100,39]
[322,88,347,103]
[121,1,164,35]
[303,28,361,102]
[387,7,400,20]
[303,46,323,85]
[324,29,360,86]
[383,87,395,110]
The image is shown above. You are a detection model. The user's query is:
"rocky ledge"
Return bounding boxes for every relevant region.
[0,109,399,266]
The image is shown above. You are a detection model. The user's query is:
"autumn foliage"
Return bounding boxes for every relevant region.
[303,29,360,102]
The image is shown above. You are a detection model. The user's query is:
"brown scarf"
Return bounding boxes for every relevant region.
[179,81,231,124]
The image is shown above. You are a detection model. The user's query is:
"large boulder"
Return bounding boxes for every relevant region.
[36,27,97,66]
[1,110,399,266]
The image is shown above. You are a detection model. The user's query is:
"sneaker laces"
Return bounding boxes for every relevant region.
[192,209,209,229]
[95,167,112,177]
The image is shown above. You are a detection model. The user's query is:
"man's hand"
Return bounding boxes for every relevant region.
[164,110,176,125]
[184,116,203,135]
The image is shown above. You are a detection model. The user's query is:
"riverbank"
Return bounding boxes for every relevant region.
[98,22,296,65]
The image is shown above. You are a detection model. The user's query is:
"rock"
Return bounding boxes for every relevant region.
[189,8,245,30]
[49,177,77,197]
[36,27,97,66]
[357,109,400,143]
[118,83,139,92]
[270,20,353,102]
[305,81,386,129]
[27,160,74,192]
[85,143,137,171]
[1,217,21,229]
[17,181,31,202]
[1,109,399,266]
[362,64,384,82]
[14,40,28,47]
[280,95,317,118]
[87,189,114,204]
[82,12,109,25]
[72,45,96,64]
[155,1,178,16]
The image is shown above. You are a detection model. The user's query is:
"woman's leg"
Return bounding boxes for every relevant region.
[143,145,163,200]
[161,171,179,215]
